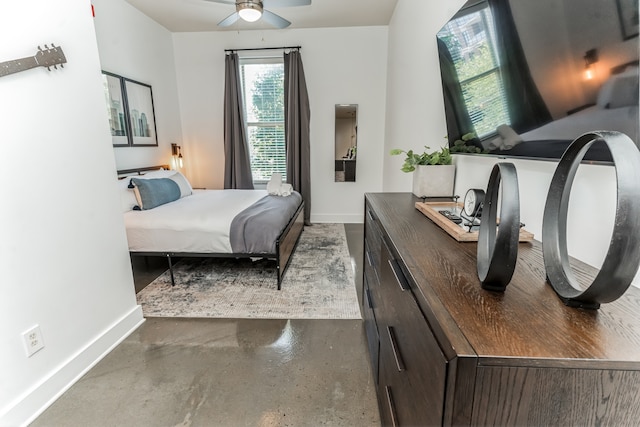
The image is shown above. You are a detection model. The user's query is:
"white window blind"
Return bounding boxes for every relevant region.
[437,3,510,138]
[240,59,286,184]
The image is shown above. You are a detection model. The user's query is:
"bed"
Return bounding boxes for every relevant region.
[117,165,305,290]
[487,61,639,163]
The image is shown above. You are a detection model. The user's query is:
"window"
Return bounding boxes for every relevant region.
[239,59,286,184]
[437,3,510,138]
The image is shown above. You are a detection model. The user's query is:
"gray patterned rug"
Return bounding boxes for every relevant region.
[136,223,362,319]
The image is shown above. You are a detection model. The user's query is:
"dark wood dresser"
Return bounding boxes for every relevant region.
[363,193,640,426]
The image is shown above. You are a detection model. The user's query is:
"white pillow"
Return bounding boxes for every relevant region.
[608,75,639,109]
[596,78,615,109]
[168,172,193,198]
[597,68,639,109]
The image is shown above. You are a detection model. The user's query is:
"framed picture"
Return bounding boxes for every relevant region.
[616,0,639,40]
[101,71,129,147]
[124,78,158,146]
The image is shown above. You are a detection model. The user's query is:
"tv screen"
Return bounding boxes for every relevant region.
[437,0,639,164]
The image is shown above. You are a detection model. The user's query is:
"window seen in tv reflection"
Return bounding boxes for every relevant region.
[438,4,510,138]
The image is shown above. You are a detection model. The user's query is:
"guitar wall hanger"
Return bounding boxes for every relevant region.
[0,44,67,78]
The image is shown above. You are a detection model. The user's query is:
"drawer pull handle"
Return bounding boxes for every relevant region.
[367,209,375,221]
[387,326,405,372]
[366,288,374,309]
[385,386,399,427]
[388,259,409,291]
[366,250,374,267]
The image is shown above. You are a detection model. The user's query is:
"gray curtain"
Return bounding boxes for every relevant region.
[284,50,311,225]
[224,52,254,189]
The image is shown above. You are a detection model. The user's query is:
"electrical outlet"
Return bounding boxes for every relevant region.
[22,325,45,357]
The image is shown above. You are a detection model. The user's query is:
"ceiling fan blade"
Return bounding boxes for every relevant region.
[203,0,236,4]
[218,12,240,27]
[262,9,291,28]
[264,0,311,7]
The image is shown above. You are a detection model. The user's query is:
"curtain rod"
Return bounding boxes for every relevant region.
[225,46,301,53]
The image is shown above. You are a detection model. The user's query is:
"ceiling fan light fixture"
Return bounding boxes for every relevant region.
[237,1,263,22]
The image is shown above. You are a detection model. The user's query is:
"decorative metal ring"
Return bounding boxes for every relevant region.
[542,131,640,309]
[477,162,521,292]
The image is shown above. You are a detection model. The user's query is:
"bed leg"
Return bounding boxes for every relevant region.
[166,254,175,286]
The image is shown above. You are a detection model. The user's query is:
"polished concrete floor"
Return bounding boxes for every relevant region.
[32,224,380,427]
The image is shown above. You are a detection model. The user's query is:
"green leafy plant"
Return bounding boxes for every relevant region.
[390,145,452,172]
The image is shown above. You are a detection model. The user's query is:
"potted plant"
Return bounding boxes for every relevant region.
[390,145,455,198]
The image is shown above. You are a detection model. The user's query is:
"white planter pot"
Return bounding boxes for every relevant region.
[412,164,456,198]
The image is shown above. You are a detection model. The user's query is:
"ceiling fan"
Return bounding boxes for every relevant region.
[204,0,311,29]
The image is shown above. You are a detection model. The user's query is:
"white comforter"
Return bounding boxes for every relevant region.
[124,189,267,253]
[521,105,639,142]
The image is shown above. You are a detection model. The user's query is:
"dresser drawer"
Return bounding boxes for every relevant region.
[377,239,448,426]
[378,302,447,426]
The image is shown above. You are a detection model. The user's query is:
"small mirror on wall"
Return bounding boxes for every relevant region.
[335,104,358,182]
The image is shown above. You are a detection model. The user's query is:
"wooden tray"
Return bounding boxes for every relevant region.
[415,201,534,243]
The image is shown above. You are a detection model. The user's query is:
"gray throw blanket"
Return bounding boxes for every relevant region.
[230,191,303,254]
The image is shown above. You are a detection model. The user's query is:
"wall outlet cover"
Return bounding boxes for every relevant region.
[22,325,45,357]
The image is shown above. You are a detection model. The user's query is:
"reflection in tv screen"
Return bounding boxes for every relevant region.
[437,0,639,164]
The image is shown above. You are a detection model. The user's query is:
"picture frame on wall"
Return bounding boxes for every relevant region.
[616,0,639,40]
[124,78,158,146]
[100,71,158,147]
[102,71,129,147]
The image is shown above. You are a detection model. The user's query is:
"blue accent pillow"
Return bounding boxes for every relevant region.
[131,177,181,210]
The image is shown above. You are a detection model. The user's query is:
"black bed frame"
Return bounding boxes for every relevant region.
[118,165,305,290]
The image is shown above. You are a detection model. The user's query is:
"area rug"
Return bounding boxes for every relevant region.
[136,223,362,319]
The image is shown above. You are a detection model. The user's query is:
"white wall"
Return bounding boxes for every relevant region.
[384,0,639,288]
[93,0,183,174]
[453,154,621,274]
[0,1,143,425]
[383,0,465,192]
[172,26,388,222]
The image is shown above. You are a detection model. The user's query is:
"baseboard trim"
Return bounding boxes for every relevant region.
[2,305,144,427]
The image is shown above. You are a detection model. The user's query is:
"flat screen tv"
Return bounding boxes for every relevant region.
[437,0,639,164]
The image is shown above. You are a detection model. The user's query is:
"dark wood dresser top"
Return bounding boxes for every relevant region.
[365,192,640,368]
